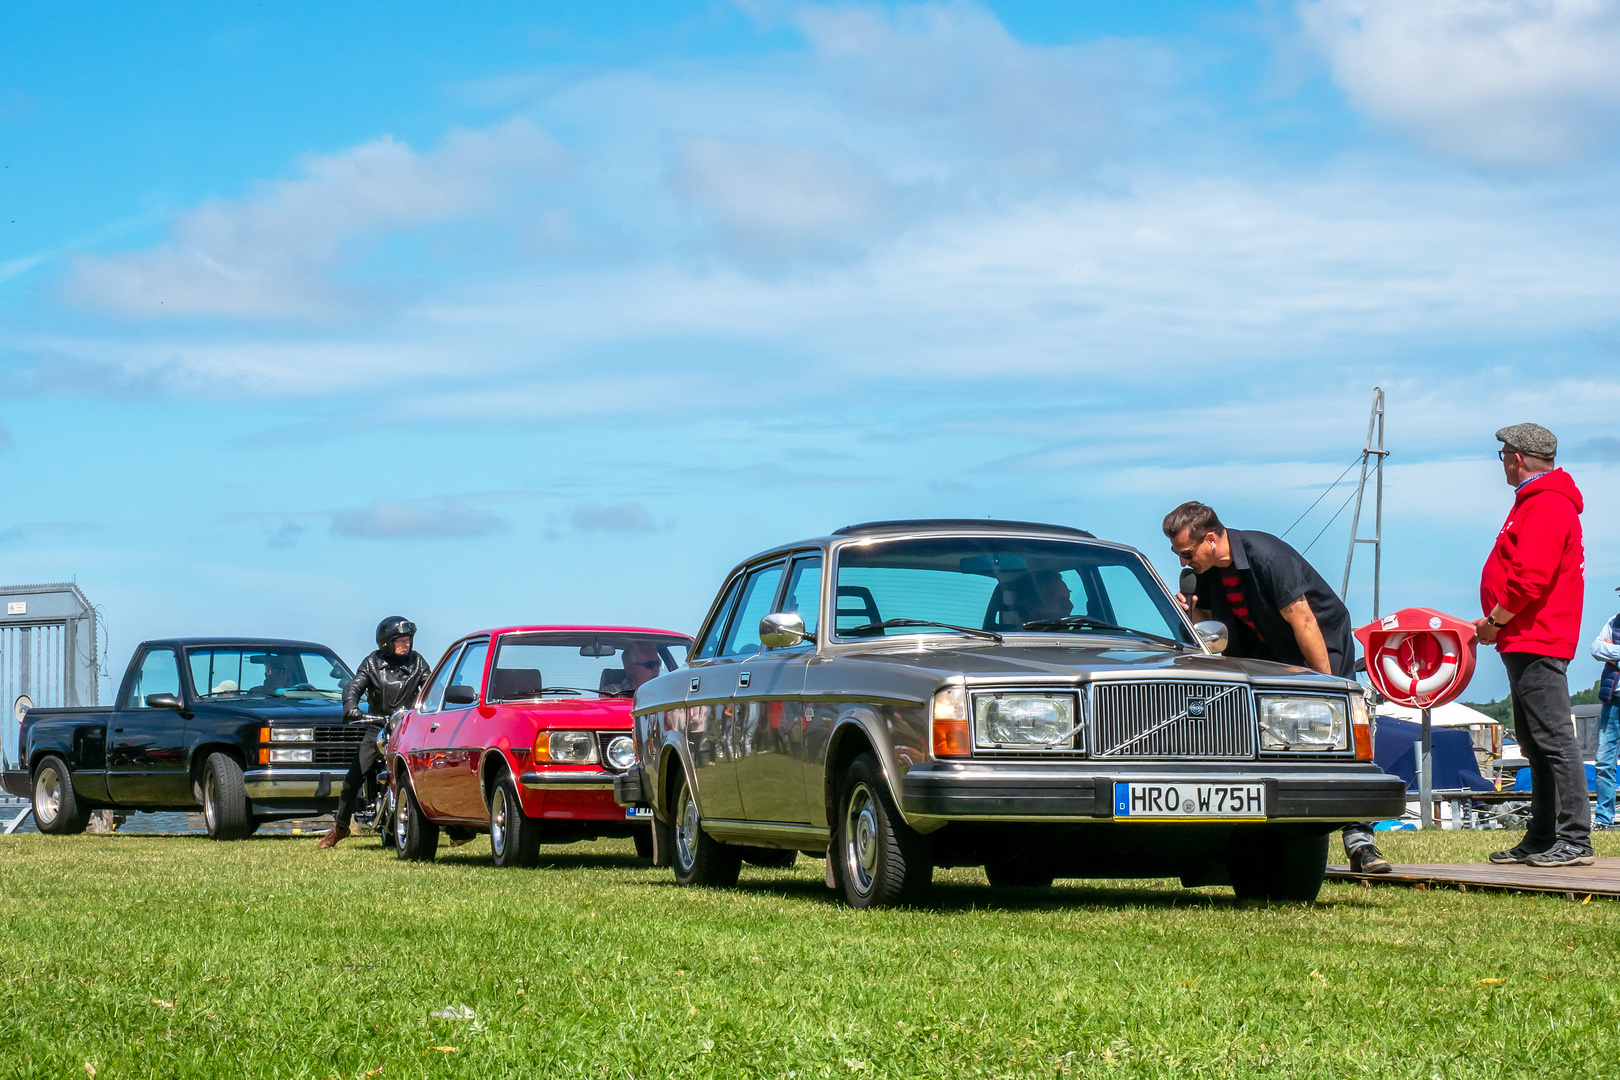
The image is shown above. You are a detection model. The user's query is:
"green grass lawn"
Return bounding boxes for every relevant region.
[3,828,1620,1079]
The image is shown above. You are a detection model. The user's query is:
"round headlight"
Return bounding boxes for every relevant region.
[605,735,636,771]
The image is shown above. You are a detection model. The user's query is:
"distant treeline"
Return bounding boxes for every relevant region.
[1460,678,1602,723]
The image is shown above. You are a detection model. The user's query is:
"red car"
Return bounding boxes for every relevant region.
[386,625,691,866]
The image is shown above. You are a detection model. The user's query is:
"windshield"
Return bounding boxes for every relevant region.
[188,647,354,700]
[834,537,1192,645]
[489,633,690,701]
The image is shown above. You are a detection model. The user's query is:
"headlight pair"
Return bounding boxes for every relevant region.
[531,730,636,770]
[1258,695,1349,752]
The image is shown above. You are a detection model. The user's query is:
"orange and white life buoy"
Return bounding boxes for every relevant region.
[1374,631,1459,705]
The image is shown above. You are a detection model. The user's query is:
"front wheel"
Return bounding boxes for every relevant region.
[395,780,439,862]
[490,774,541,868]
[201,753,252,841]
[1228,829,1328,902]
[670,773,741,887]
[32,755,90,835]
[832,753,932,908]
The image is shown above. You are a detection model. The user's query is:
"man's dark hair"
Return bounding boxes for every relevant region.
[1162,501,1225,541]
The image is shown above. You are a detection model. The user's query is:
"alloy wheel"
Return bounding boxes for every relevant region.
[35,767,61,824]
[676,786,700,871]
[491,786,508,856]
[203,771,218,832]
[395,789,409,853]
[843,781,878,897]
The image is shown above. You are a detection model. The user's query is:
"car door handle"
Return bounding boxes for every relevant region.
[429,723,440,732]
[113,728,124,733]
[690,677,701,693]
[738,671,751,689]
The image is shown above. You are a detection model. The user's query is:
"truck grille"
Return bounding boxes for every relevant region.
[1090,681,1254,759]
[312,725,365,766]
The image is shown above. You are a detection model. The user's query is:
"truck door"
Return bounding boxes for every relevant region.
[107,647,192,805]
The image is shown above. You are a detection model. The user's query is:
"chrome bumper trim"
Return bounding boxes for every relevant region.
[243,770,338,800]
[518,770,617,789]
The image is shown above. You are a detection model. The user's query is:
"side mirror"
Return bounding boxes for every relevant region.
[444,684,478,706]
[1193,620,1229,654]
[760,611,814,649]
[145,693,185,711]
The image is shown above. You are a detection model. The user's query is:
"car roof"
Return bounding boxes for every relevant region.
[832,518,1095,538]
[147,637,336,650]
[452,625,692,642]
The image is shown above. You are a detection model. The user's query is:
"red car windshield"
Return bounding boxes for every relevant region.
[488,633,689,701]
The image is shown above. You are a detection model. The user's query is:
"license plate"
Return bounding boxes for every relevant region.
[626,807,654,819]
[1113,781,1265,821]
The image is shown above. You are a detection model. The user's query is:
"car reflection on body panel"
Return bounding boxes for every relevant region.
[617,519,1407,908]
[385,624,691,867]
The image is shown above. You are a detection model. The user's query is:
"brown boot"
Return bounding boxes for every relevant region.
[317,825,351,850]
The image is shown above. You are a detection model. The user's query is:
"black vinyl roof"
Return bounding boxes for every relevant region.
[832,518,1095,538]
[145,638,335,650]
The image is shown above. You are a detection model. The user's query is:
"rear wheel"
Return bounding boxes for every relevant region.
[201,753,252,841]
[832,753,932,908]
[489,774,541,868]
[1228,829,1328,902]
[670,772,741,888]
[395,780,439,862]
[32,755,90,835]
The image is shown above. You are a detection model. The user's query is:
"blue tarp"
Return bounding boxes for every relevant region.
[1373,715,1495,793]
[1513,764,1597,794]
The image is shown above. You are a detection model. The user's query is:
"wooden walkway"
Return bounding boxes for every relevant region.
[1328,856,1620,900]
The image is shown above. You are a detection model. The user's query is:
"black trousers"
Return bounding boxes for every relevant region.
[1504,652,1590,851]
[334,722,383,828]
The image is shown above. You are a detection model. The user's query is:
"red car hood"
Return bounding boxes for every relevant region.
[496,696,634,729]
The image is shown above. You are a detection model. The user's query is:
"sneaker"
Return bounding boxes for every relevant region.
[1524,840,1596,867]
[1349,846,1392,874]
[1488,843,1542,864]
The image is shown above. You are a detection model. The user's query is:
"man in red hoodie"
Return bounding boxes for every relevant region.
[1476,423,1590,867]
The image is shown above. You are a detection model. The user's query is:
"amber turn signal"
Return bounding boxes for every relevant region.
[1351,695,1373,761]
[931,686,970,759]
[258,728,271,764]
[532,730,550,761]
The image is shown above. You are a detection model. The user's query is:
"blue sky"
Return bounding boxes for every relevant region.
[4,0,1620,701]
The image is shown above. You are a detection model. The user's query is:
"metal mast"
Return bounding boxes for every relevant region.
[1342,387,1386,619]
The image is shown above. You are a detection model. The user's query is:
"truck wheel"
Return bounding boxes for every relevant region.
[489,774,541,868]
[984,858,1054,890]
[833,752,932,908]
[201,753,253,841]
[395,781,439,862]
[670,772,741,887]
[633,826,654,860]
[742,847,798,869]
[1228,829,1328,902]
[32,755,90,835]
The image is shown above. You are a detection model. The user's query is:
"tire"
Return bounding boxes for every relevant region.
[489,774,541,868]
[670,772,741,888]
[984,858,1054,890]
[633,826,654,860]
[201,753,252,841]
[395,780,439,862]
[244,817,261,837]
[832,753,932,908]
[742,847,798,869]
[32,755,90,835]
[1228,829,1329,902]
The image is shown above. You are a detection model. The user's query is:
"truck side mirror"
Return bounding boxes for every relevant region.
[444,685,478,706]
[145,693,184,711]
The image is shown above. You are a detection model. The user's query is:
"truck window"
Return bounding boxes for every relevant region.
[125,649,181,707]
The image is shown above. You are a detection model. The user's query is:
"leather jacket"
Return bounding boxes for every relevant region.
[343,649,432,721]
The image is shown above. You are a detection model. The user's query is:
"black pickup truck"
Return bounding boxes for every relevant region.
[1,638,367,840]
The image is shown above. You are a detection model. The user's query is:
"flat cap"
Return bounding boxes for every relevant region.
[1495,422,1557,459]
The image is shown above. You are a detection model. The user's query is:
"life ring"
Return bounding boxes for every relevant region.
[1375,631,1459,704]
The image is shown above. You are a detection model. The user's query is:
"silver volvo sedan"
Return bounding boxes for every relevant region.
[615,519,1406,907]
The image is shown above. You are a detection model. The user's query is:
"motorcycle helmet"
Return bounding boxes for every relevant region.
[376,615,417,650]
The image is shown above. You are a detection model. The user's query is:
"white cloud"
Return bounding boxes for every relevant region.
[572,502,658,532]
[1299,0,1620,165]
[62,119,562,318]
[330,498,507,540]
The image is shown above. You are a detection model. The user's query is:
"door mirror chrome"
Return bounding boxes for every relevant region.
[760,611,814,649]
[144,693,183,711]
[1193,620,1229,654]
[444,684,478,706]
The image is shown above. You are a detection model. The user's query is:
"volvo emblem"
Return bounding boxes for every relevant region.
[1185,697,1207,719]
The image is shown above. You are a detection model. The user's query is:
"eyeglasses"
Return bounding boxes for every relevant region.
[1171,538,1206,560]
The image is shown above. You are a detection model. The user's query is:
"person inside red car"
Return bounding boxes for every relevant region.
[601,641,665,697]
[318,616,431,850]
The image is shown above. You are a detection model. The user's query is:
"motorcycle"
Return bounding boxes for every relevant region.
[348,708,404,843]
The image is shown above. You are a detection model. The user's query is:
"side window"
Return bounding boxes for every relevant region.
[420,645,465,715]
[694,577,744,661]
[779,556,823,641]
[719,563,785,658]
[125,649,181,708]
[444,640,488,710]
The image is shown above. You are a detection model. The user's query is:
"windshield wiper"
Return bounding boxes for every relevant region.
[1020,615,1190,650]
[843,619,1002,644]
[539,687,599,697]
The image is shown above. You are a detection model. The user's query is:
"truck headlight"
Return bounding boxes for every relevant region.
[544,730,598,763]
[269,727,314,742]
[268,748,313,763]
[604,736,636,771]
[1258,696,1348,751]
[974,693,1077,749]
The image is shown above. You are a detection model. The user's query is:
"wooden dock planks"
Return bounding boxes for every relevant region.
[1327,856,1620,899]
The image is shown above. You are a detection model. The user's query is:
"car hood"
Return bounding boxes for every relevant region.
[202,698,349,722]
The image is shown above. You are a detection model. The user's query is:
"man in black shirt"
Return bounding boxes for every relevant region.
[1163,501,1389,874]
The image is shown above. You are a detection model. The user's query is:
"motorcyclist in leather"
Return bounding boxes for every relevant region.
[317,616,432,849]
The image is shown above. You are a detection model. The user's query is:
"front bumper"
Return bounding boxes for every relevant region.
[242,768,342,801]
[2,770,27,799]
[613,764,648,807]
[518,770,619,791]
[899,761,1408,824]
